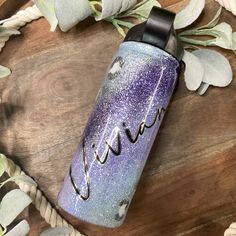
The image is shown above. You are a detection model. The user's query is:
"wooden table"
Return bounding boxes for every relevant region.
[0,0,235,235]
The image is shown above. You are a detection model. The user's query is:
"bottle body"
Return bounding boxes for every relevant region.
[58,41,180,228]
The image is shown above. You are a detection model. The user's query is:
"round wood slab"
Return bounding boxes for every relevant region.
[0,0,236,235]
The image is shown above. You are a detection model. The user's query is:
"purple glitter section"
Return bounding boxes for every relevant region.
[58,41,180,228]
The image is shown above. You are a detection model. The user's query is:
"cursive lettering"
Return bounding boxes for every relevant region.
[69,106,165,200]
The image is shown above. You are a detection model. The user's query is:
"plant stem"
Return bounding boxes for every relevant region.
[89,1,102,16]
[178,36,213,47]
[106,18,126,37]
[113,19,134,28]
[179,29,218,37]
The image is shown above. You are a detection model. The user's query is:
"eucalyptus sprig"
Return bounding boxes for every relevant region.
[33,0,161,35]
[0,154,72,236]
[0,66,11,79]
[1,0,235,95]
[0,154,35,236]
[0,190,32,236]
[176,0,234,95]
[179,7,236,52]
[0,27,20,79]
[105,0,161,36]
[119,0,161,21]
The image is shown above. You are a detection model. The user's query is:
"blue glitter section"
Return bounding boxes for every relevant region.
[58,41,180,228]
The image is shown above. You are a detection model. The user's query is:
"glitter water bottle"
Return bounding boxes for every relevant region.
[58,7,183,228]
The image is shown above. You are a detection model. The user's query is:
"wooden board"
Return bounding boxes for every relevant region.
[0,0,236,235]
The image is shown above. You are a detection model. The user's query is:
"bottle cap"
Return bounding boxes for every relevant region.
[124,7,184,61]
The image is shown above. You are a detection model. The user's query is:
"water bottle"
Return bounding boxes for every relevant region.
[58,7,183,228]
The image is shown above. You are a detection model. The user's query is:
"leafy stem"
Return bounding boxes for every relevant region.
[179,29,218,37]
[178,36,214,47]
[106,17,135,37]
[108,18,135,29]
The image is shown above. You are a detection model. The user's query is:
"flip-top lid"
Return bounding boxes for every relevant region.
[124,7,184,61]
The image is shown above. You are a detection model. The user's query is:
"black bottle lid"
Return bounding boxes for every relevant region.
[124,7,184,61]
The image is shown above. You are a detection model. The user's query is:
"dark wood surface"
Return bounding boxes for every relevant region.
[0,0,235,235]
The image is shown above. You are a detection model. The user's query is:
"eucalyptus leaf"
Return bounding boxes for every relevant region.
[192,49,233,87]
[109,19,129,37]
[0,65,11,79]
[174,0,205,30]
[40,227,71,236]
[0,154,7,177]
[0,174,37,189]
[33,0,58,31]
[233,32,236,50]
[178,6,236,52]
[0,189,32,227]
[54,0,92,32]
[216,0,236,15]
[96,0,137,20]
[0,27,20,37]
[179,6,222,36]
[207,22,234,49]
[122,0,161,21]
[197,6,222,29]
[5,220,30,236]
[229,0,236,15]
[197,82,210,95]
[224,227,236,236]
[182,50,204,91]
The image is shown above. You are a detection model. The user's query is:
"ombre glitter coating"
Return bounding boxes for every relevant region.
[58,41,180,228]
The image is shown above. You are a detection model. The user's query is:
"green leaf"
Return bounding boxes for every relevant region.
[197,6,222,29]
[192,49,233,87]
[0,154,7,177]
[174,0,205,30]
[111,19,126,37]
[179,22,236,52]
[181,22,234,49]
[54,0,92,32]
[0,65,11,79]
[178,36,212,47]
[224,227,236,236]
[40,227,71,236]
[121,0,161,21]
[5,220,30,236]
[95,0,137,20]
[132,0,160,9]
[106,16,134,37]
[178,5,235,52]
[207,22,234,49]
[0,26,20,37]
[182,50,204,91]
[106,0,160,36]
[0,174,37,189]
[233,32,236,50]
[215,0,236,15]
[0,189,32,227]
[90,1,102,17]
[179,6,222,36]
[33,0,58,31]
[197,82,210,95]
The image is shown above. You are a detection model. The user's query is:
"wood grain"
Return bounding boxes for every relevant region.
[0,0,28,19]
[0,0,236,235]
